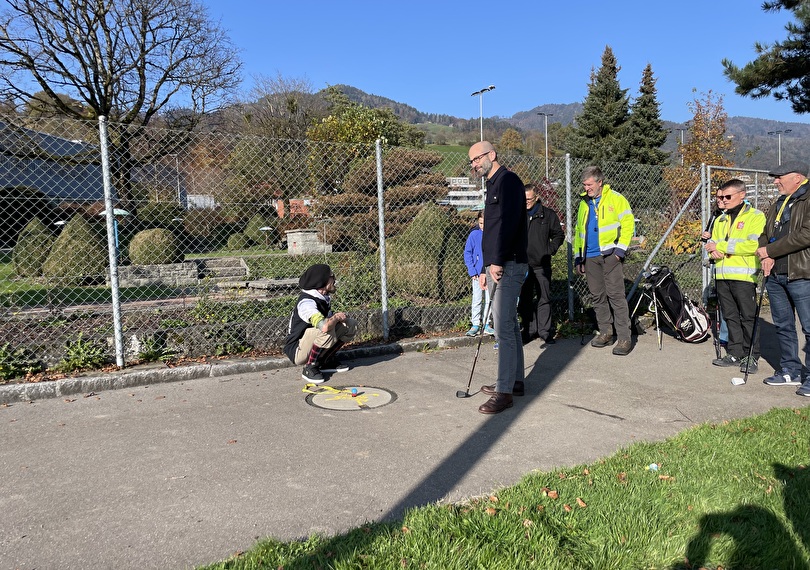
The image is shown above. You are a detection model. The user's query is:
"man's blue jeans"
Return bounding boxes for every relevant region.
[487,261,528,394]
[765,274,810,376]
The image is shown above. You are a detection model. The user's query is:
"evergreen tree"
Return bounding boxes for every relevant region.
[722,0,810,114]
[625,64,669,166]
[566,46,630,163]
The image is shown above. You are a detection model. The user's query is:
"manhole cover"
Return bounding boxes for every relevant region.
[303,384,397,410]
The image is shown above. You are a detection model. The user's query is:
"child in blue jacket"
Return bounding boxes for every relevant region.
[463,210,494,336]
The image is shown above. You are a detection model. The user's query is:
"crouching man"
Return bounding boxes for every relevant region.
[284,263,357,383]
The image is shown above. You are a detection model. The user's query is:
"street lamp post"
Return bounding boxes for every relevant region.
[471,85,495,142]
[674,126,689,166]
[767,129,792,165]
[537,112,553,180]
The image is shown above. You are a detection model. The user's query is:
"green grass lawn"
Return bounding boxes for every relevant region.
[200,407,809,569]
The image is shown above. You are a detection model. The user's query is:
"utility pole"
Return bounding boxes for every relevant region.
[471,85,495,142]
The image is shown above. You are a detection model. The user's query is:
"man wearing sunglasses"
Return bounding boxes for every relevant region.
[756,161,810,397]
[704,179,765,374]
[468,140,529,414]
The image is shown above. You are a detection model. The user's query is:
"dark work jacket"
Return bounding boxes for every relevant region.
[283,291,330,362]
[759,180,810,280]
[527,201,565,269]
[482,166,528,267]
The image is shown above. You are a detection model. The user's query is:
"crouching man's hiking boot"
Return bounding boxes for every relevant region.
[478,392,513,414]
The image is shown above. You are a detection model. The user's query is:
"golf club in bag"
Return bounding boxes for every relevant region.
[457,281,497,398]
[732,275,766,386]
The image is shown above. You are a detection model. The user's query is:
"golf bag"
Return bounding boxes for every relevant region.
[641,266,710,343]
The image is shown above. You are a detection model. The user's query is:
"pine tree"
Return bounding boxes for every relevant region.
[625,64,669,166]
[722,0,810,114]
[567,46,630,163]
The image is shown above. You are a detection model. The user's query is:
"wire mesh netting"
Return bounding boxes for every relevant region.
[0,116,778,375]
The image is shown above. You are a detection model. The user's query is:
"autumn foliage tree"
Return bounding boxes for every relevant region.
[664,90,735,203]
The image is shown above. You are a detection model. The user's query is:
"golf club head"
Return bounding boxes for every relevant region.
[456,390,472,398]
[731,377,746,386]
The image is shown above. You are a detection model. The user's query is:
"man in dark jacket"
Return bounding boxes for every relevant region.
[468,140,529,414]
[755,161,810,397]
[519,182,565,345]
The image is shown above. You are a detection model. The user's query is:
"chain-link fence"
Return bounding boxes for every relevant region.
[0,116,779,376]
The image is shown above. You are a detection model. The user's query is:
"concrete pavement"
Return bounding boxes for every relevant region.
[1,310,808,569]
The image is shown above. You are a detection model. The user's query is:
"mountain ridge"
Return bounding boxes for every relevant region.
[331,84,809,169]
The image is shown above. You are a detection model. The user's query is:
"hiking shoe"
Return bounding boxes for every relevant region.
[482,380,525,397]
[612,339,632,356]
[712,354,740,367]
[591,333,614,348]
[483,325,496,336]
[320,359,349,373]
[465,326,480,337]
[739,356,758,374]
[763,368,802,386]
[796,380,810,397]
[302,363,325,383]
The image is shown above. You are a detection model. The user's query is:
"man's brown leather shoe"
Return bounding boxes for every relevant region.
[478,392,513,414]
[591,333,614,348]
[481,380,524,396]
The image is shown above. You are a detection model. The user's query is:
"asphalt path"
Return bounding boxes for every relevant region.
[2,310,808,569]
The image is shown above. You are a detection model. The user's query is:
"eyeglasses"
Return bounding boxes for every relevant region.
[716,192,742,201]
[469,151,490,165]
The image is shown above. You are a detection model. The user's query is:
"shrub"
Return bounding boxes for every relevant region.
[136,202,185,230]
[226,232,251,251]
[12,217,55,278]
[42,215,108,285]
[0,343,44,382]
[129,228,183,265]
[55,333,109,373]
[386,203,468,301]
[244,213,278,246]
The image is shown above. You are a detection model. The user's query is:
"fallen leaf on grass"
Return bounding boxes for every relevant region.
[489,495,499,503]
[576,498,587,508]
[658,475,675,481]
[401,526,410,533]
[563,504,572,512]
[617,472,627,482]
[522,519,533,527]
[485,507,497,516]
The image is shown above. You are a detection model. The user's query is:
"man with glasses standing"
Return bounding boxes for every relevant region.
[756,162,810,397]
[468,141,528,414]
[704,179,765,373]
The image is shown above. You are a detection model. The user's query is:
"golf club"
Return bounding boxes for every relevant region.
[732,274,766,386]
[457,281,497,398]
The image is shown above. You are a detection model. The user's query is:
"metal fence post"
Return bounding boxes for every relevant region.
[98,116,125,367]
[375,139,389,341]
[565,153,574,321]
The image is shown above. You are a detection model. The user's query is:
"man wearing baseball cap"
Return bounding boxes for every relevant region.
[755,161,810,397]
[284,263,357,383]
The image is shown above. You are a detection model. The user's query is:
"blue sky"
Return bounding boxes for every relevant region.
[203,0,809,126]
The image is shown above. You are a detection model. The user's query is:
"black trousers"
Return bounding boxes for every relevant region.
[716,279,759,360]
[518,264,552,340]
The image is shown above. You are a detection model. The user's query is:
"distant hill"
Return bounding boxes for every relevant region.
[333,85,809,169]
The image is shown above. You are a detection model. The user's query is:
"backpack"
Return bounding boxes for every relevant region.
[643,266,710,343]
